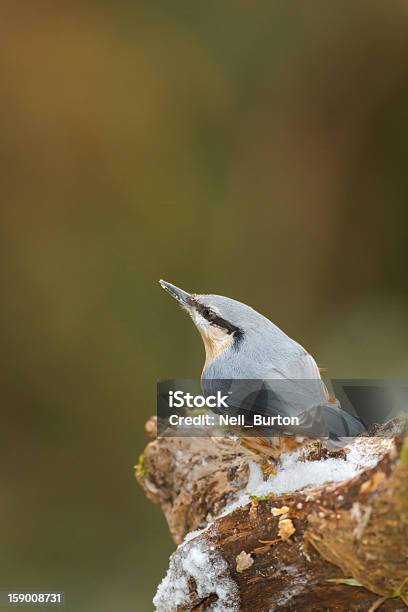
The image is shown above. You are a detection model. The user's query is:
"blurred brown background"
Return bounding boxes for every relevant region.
[1,2,408,610]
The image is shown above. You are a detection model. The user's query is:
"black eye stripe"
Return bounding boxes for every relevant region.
[195,303,243,338]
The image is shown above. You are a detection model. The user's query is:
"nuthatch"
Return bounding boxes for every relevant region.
[159,280,364,457]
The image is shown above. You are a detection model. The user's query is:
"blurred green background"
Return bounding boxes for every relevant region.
[2,2,408,610]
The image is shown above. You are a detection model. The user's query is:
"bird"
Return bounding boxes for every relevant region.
[159,280,365,461]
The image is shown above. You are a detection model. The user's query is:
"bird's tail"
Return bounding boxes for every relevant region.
[295,401,366,440]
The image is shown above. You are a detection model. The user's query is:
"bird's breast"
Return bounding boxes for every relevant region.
[200,326,234,371]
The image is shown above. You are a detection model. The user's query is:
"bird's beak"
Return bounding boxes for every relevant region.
[159,280,193,308]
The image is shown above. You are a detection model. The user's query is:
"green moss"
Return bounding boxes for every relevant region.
[326,578,363,587]
[392,576,408,606]
[250,494,272,502]
[135,453,148,480]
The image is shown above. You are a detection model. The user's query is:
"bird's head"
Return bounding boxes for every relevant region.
[159,280,252,365]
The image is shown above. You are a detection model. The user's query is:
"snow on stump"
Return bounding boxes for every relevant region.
[136,417,408,611]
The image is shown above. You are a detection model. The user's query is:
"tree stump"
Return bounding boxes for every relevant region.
[137,417,408,611]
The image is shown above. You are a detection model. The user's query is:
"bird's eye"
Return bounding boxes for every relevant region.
[202,308,215,321]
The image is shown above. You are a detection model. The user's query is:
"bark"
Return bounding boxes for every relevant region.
[137,417,408,611]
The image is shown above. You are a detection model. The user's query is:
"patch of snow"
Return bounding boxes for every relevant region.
[270,579,308,608]
[245,461,264,492]
[265,561,309,608]
[248,443,381,498]
[201,440,384,521]
[153,540,239,612]
[181,522,214,546]
[219,493,250,517]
